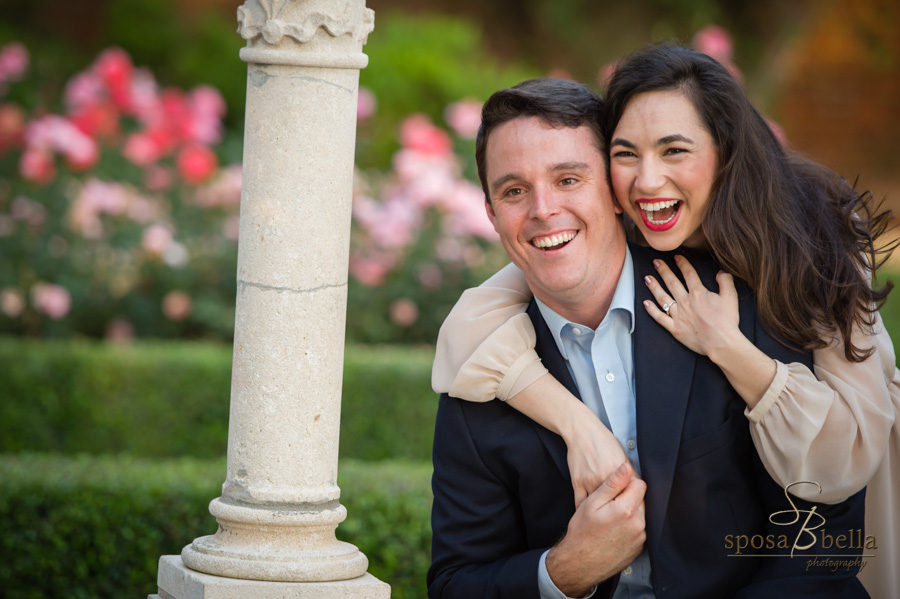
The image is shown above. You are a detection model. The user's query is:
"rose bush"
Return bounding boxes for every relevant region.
[0,44,240,340]
[0,43,508,344]
[1,26,767,345]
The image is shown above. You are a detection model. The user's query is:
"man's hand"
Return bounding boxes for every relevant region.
[545,462,647,597]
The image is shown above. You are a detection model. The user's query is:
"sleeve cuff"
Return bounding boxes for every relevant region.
[745,360,789,423]
[538,550,597,599]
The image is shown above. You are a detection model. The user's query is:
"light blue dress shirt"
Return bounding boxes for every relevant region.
[535,247,655,599]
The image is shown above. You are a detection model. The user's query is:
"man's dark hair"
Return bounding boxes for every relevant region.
[475,78,604,202]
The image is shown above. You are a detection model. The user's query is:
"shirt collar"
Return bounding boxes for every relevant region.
[535,245,635,360]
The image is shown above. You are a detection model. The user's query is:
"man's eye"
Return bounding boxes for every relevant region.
[560,177,577,186]
[505,187,523,197]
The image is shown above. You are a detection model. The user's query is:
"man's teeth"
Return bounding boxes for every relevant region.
[533,232,576,249]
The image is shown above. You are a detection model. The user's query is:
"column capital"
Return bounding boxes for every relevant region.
[238,0,374,69]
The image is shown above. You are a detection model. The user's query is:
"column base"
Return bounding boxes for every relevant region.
[181,497,369,582]
[151,555,390,599]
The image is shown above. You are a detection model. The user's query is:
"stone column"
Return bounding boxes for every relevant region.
[152,1,389,597]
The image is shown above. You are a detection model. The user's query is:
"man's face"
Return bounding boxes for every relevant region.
[484,117,626,319]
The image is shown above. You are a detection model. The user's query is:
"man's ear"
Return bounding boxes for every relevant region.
[612,194,625,215]
[485,200,499,232]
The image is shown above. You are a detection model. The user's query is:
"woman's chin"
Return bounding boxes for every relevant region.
[642,231,686,253]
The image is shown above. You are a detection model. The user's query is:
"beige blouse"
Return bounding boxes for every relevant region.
[432,262,899,598]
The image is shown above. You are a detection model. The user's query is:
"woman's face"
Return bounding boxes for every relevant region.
[609,89,718,251]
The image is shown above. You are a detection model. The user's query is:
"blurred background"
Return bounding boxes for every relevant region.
[1,0,897,344]
[0,0,897,597]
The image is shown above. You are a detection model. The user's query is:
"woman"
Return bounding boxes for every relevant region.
[432,44,898,597]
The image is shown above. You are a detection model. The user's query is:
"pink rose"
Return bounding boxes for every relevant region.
[162,291,192,321]
[349,254,393,287]
[0,103,25,151]
[19,146,56,185]
[94,47,134,110]
[389,298,419,327]
[399,114,452,156]
[357,87,377,122]
[144,165,174,192]
[444,99,482,139]
[142,224,174,254]
[69,102,120,140]
[222,215,241,241]
[64,71,105,112]
[0,287,25,318]
[123,131,164,166]
[177,144,218,185]
[0,42,29,82]
[31,283,72,320]
[692,25,734,63]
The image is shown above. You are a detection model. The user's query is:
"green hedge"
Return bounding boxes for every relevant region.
[0,338,437,462]
[0,453,432,599]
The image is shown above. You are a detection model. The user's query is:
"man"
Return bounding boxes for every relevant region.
[427,79,867,598]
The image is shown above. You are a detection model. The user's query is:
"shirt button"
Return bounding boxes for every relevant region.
[572,327,581,335]
[623,566,633,576]
[605,372,615,382]
[627,439,636,450]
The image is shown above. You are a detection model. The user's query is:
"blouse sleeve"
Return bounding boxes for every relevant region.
[432,262,549,402]
[746,311,898,503]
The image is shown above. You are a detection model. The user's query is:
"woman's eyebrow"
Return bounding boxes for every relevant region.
[609,137,634,148]
[657,134,694,146]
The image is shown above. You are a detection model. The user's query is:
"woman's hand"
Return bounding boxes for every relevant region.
[642,255,743,358]
[558,405,631,508]
[642,255,778,408]
[505,373,631,508]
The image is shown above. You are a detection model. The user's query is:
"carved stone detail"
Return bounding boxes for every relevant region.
[238,0,375,47]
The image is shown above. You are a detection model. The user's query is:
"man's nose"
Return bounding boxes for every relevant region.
[529,187,562,220]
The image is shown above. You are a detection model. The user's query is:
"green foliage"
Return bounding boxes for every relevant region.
[105,0,247,132]
[0,453,432,599]
[341,344,438,460]
[0,337,438,461]
[339,459,434,599]
[357,12,538,169]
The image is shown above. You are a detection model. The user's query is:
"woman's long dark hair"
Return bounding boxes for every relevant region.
[602,44,895,361]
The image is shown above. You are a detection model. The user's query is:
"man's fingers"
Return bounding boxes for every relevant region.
[583,461,632,508]
[574,484,588,509]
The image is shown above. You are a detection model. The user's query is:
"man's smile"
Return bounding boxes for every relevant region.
[530,231,577,250]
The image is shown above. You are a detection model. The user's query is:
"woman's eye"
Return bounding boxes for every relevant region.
[612,150,636,159]
[665,147,688,155]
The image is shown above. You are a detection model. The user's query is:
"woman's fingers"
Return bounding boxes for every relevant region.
[642,298,677,334]
[716,270,737,299]
[673,254,706,292]
[652,259,687,299]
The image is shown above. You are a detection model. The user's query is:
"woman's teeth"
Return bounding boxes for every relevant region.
[533,232,576,249]
[641,200,681,225]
